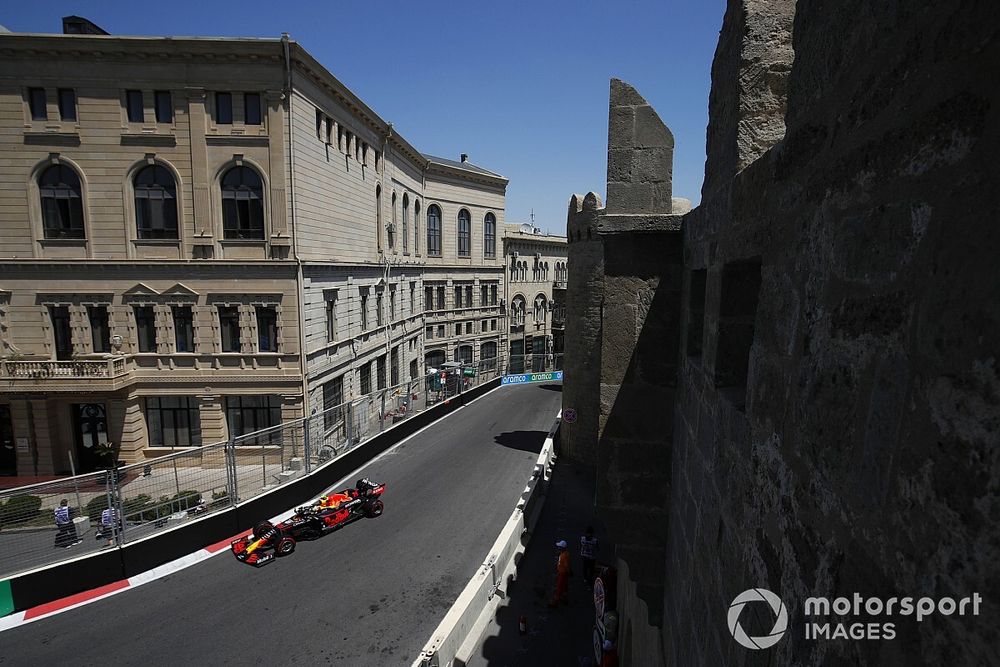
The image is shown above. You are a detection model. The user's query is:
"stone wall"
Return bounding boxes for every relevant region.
[563,0,999,664]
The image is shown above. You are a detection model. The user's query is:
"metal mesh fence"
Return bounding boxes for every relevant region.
[0,353,562,579]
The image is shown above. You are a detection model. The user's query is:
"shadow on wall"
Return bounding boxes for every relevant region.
[493,431,546,454]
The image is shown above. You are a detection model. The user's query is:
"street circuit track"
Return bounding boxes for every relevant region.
[0,383,562,666]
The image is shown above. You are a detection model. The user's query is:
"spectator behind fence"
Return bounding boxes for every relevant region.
[53,499,81,549]
[100,506,120,547]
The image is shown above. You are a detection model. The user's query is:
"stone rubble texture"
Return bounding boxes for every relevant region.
[562,0,1000,665]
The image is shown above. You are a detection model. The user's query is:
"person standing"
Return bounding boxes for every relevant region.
[100,506,119,547]
[548,539,572,607]
[580,526,599,589]
[53,499,81,548]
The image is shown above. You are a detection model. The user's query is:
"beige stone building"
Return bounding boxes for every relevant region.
[502,223,567,372]
[0,23,507,477]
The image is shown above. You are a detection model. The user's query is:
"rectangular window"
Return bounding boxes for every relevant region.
[360,362,372,395]
[315,110,323,139]
[455,286,463,308]
[425,326,433,339]
[409,283,415,315]
[455,323,462,336]
[58,89,76,121]
[215,92,232,124]
[425,287,434,311]
[466,322,472,334]
[173,306,194,353]
[326,118,333,145]
[492,319,497,331]
[226,395,281,442]
[377,355,387,390]
[325,292,338,342]
[155,91,172,123]
[134,306,156,352]
[481,285,488,307]
[218,305,241,353]
[390,346,399,386]
[126,89,144,123]
[323,375,344,432]
[389,287,396,320]
[466,286,473,308]
[49,305,72,360]
[147,397,202,447]
[244,92,262,125]
[29,88,47,121]
[376,291,384,327]
[256,306,277,352]
[491,285,498,305]
[360,290,369,331]
[437,325,444,339]
[687,269,708,357]
[88,306,110,353]
[436,286,445,310]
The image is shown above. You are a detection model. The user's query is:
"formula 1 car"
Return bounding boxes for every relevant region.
[231,478,385,567]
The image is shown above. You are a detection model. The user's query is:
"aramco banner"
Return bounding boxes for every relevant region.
[501,371,564,385]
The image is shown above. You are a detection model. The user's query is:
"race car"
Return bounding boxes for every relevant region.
[231,478,385,567]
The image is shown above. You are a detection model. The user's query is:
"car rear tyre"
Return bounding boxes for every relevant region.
[275,536,296,556]
[253,521,275,539]
[364,499,384,518]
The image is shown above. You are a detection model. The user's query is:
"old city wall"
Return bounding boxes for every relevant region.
[664,1,999,666]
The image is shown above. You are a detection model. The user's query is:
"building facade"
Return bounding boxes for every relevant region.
[0,26,506,477]
[502,223,567,372]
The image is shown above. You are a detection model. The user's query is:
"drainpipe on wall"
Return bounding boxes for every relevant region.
[282,33,311,419]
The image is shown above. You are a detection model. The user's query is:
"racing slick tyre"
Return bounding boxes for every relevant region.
[275,536,296,556]
[364,499,384,518]
[253,520,275,540]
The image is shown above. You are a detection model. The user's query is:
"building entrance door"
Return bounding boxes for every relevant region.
[72,403,109,473]
[0,405,15,476]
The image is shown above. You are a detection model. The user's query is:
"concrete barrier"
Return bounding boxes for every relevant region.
[413,411,561,667]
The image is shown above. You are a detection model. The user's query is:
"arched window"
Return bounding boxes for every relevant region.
[534,295,547,323]
[39,164,85,239]
[457,209,471,257]
[402,193,409,253]
[425,349,445,370]
[388,190,396,250]
[134,165,178,239]
[511,295,526,326]
[221,166,264,239]
[427,204,442,256]
[414,200,421,254]
[376,184,383,251]
[484,212,496,258]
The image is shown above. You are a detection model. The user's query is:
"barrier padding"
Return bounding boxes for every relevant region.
[1,378,501,614]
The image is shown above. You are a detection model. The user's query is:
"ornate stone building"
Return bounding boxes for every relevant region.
[502,223,567,371]
[563,1,998,665]
[0,21,506,477]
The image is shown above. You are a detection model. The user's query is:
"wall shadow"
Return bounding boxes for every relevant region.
[493,430,546,454]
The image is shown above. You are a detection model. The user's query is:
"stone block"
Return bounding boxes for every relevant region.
[634,104,675,149]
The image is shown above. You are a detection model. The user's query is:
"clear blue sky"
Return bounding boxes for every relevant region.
[2,1,726,234]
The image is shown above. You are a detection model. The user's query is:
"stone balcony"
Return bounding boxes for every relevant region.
[553,279,567,290]
[1,356,135,392]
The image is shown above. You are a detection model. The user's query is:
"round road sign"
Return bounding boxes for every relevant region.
[563,408,578,423]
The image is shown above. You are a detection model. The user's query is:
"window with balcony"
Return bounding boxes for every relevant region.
[49,306,72,360]
[221,166,264,239]
[135,165,178,239]
[39,165,85,239]
[173,306,194,353]
[147,397,202,447]
[134,306,156,352]
[360,289,369,331]
[325,291,338,342]
[217,306,241,353]
[402,194,409,253]
[88,306,110,353]
[256,306,277,352]
[457,209,471,257]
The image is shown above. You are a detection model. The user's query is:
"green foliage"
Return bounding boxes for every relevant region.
[0,494,42,524]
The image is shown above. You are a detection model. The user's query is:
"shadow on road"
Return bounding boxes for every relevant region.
[536,383,563,392]
[493,430,546,454]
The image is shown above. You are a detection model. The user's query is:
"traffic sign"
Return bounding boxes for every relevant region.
[563,408,577,423]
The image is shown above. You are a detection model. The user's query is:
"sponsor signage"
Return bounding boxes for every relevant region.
[501,371,564,385]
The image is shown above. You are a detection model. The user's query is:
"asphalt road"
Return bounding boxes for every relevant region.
[0,383,562,666]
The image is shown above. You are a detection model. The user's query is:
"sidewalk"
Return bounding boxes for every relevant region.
[470,458,611,667]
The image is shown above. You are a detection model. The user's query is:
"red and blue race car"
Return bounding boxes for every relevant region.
[231,478,385,567]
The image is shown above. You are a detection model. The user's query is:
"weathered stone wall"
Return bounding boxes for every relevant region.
[663,0,1000,665]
